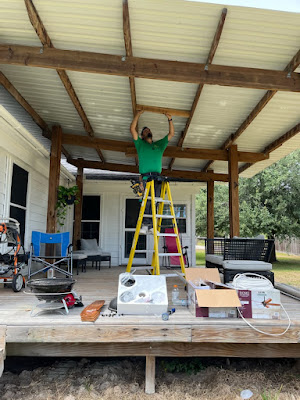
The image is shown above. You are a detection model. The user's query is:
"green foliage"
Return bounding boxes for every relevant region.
[260,384,282,400]
[160,358,205,375]
[55,185,79,229]
[196,150,300,239]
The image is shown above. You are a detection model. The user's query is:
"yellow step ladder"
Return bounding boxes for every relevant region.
[126,178,186,276]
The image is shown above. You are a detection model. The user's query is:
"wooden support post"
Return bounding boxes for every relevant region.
[0,326,6,378]
[145,355,156,394]
[228,145,240,237]
[73,167,83,250]
[46,125,62,233]
[207,176,214,239]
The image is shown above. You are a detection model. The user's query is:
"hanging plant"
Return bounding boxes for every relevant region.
[55,185,79,229]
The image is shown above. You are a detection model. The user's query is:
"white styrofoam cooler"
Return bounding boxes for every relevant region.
[117,273,168,315]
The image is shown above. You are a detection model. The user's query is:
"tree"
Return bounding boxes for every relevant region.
[196,149,300,241]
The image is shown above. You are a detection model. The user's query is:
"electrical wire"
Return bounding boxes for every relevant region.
[231,273,291,337]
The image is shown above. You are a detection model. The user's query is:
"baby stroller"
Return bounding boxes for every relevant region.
[0,217,26,292]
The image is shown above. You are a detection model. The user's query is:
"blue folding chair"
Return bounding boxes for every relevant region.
[28,231,73,279]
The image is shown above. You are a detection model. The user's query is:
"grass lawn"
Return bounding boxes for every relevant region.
[196,250,300,288]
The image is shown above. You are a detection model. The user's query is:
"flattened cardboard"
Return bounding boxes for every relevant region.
[185,268,221,283]
[195,289,241,308]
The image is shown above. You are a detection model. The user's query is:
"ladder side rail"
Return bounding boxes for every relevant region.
[126,182,151,273]
[150,181,160,275]
[151,181,167,272]
[166,183,186,276]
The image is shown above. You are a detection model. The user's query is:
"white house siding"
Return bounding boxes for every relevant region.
[0,111,74,251]
[83,180,199,267]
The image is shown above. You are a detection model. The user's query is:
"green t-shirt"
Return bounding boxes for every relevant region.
[134,135,169,176]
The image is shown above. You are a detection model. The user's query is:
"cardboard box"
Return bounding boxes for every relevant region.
[237,288,282,319]
[185,268,241,318]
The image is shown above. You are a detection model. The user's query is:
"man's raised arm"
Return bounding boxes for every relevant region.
[165,113,174,141]
[130,110,144,141]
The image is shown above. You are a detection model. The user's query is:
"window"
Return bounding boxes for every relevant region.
[10,164,28,243]
[125,199,146,258]
[81,196,100,242]
[161,204,187,233]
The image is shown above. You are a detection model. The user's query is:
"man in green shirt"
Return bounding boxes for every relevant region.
[130,110,175,234]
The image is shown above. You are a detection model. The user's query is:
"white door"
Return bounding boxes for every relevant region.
[121,198,147,265]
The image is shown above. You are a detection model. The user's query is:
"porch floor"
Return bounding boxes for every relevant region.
[1,266,300,359]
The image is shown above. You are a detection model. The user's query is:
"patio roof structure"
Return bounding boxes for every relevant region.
[0,0,299,238]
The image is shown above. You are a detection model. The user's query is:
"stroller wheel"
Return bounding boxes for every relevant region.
[12,273,23,292]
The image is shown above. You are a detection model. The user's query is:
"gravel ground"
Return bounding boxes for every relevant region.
[1,357,300,400]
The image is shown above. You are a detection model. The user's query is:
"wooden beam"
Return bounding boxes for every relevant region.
[169,8,228,169]
[68,158,229,182]
[73,167,83,250]
[62,133,269,162]
[239,122,300,174]
[203,48,300,172]
[47,126,62,233]
[207,176,214,239]
[24,0,105,163]
[145,356,156,394]
[136,104,190,118]
[1,44,299,91]
[228,145,239,237]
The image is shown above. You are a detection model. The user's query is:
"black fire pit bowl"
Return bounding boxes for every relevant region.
[27,278,76,301]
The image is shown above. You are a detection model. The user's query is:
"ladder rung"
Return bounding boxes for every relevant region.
[157,233,178,237]
[134,250,153,253]
[143,214,174,219]
[158,253,181,256]
[131,266,154,270]
[147,197,171,204]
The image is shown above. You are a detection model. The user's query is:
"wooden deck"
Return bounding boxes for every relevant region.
[1,266,299,392]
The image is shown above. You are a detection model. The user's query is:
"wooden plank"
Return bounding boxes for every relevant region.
[136,104,190,118]
[192,325,299,343]
[46,125,62,233]
[7,342,300,358]
[207,178,214,239]
[1,44,300,91]
[62,133,268,162]
[145,355,156,394]
[68,158,229,182]
[0,326,6,378]
[6,325,191,343]
[169,8,228,169]
[203,48,300,172]
[228,145,239,237]
[24,0,53,48]
[73,167,83,250]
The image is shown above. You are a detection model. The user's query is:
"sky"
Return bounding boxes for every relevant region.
[189,0,300,13]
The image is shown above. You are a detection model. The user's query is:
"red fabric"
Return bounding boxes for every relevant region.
[165,228,187,266]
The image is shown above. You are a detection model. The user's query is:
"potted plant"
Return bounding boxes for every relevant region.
[56,185,79,229]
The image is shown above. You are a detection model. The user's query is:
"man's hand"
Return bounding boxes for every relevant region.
[136,109,144,117]
[165,113,174,140]
[164,113,172,120]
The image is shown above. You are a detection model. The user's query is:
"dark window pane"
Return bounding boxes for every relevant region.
[161,219,186,234]
[125,199,140,228]
[10,206,26,244]
[82,196,100,220]
[125,231,146,258]
[10,164,28,207]
[81,222,100,242]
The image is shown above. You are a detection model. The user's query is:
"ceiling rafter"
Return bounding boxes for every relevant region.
[1,44,299,91]
[123,0,138,166]
[203,48,300,172]
[169,8,228,169]
[0,71,71,159]
[24,0,105,163]
[239,122,300,174]
[67,158,229,182]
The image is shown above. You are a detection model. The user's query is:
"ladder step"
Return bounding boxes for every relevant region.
[157,233,178,237]
[147,197,171,204]
[131,266,154,270]
[158,253,181,256]
[143,214,174,219]
[134,250,153,253]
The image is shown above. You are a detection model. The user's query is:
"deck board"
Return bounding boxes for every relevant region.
[1,267,300,352]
